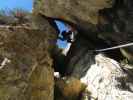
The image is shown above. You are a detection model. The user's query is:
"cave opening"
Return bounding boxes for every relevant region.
[52,20,78,77]
[54,20,77,55]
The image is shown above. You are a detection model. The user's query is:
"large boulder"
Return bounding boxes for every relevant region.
[65,34,95,78]
[33,0,113,30]
[65,33,123,78]
[81,54,133,100]
[34,0,133,62]
[55,76,86,100]
[97,0,133,62]
[0,17,57,100]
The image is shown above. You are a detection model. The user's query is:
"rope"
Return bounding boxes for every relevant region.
[95,42,133,52]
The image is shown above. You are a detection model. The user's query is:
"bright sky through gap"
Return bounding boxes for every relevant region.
[0,0,68,48]
[0,0,33,11]
[55,21,69,48]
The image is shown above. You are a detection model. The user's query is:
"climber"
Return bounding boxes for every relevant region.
[59,23,78,43]
[58,30,74,43]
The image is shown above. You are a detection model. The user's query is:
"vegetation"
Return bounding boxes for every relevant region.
[0,8,31,25]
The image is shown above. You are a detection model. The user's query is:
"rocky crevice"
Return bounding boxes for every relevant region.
[0,0,133,100]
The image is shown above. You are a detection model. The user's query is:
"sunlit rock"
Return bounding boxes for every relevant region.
[81,54,133,100]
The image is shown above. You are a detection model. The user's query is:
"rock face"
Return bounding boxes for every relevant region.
[0,18,57,100]
[0,0,132,100]
[81,54,133,100]
[65,34,95,78]
[34,0,133,62]
[97,0,133,62]
[65,33,123,78]
[55,77,86,100]
[33,0,114,39]
[34,0,113,25]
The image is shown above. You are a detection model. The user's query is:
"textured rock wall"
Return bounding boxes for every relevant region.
[34,0,133,62]
[97,0,133,62]
[33,0,114,42]
[0,18,57,100]
[32,0,133,99]
[81,54,133,100]
[34,0,113,25]
[65,34,95,78]
[55,76,86,100]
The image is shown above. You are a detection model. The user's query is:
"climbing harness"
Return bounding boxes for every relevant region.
[95,42,133,52]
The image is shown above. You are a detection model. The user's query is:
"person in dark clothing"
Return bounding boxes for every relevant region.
[59,30,73,43]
